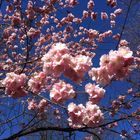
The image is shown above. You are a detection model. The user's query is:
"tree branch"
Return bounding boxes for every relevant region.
[4,114,136,140]
[115,0,133,49]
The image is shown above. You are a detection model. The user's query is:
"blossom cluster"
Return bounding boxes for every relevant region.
[98,30,112,42]
[50,80,75,103]
[42,43,70,76]
[28,99,48,115]
[2,72,27,98]
[85,83,105,104]
[65,0,78,7]
[68,102,103,128]
[89,46,134,85]
[101,8,122,28]
[110,95,132,116]
[42,43,93,83]
[28,72,46,93]
[107,0,117,8]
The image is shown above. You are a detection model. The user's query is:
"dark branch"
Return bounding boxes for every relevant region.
[115,0,133,49]
[4,114,135,140]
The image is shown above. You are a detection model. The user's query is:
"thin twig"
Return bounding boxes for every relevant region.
[115,0,133,49]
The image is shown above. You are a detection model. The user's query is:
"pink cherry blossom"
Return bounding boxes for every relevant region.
[110,13,116,20]
[87,0,95,10]
[101,12,108,20]
[38,99,48,112]
[85,83,105,103]
[50,80,75,103]
[83,10,89,19]
[100,54,110,66]
[113,33,120,40]
[28,99,38,110]
[28,72,46,93]
[64,54,93,83]
[119,40,129,47]
[114,8,122,16]
[68,103,85,128]
[118,46,132,58]
[83,102,104,127]
[42,43,93,83]
[107,0,117,8]
[66,0,78,7]
[2,72,27,98]
[72,55,92,76]
[91,12,97,20]
[98,30,112,42]
[110,20,116,28]
[89,67,111,85]
[89,47,134,85]
[42,43,70,76]
[28,99,48,113]
[88,29,99,39]
[68,102,103,128]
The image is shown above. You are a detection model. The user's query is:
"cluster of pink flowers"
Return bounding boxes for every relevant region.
[110,8,122,28]
[28,99,48,114]
[89,46,134,85]
[28,99,38,110]
[98,30,112,42]
[87,0,95,10]
[119,39,129,47]
[26,0,36,20]
[85,83,105,104]
[87,29,99,39]
[101,12,108,20]
[57,13,75,28]
[50,80,75,103]
[82,10,97,21]
[28,72,46,93]
[11,11,21,26]
[65,0,78,7]
[68,102,103,128]
[38,99,48,112]
[42,43,93,83]
[107,0,117,8]
[110,95,128,116]
[114,8,122,15]
[64,54,93,83]
[101,8,122,28]
[113,33,120,40]
[27,27,40,39]
[42,43,69,76]
[2,72,27,98]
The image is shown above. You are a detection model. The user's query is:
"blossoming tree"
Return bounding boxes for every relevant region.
[0,0,139,139]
